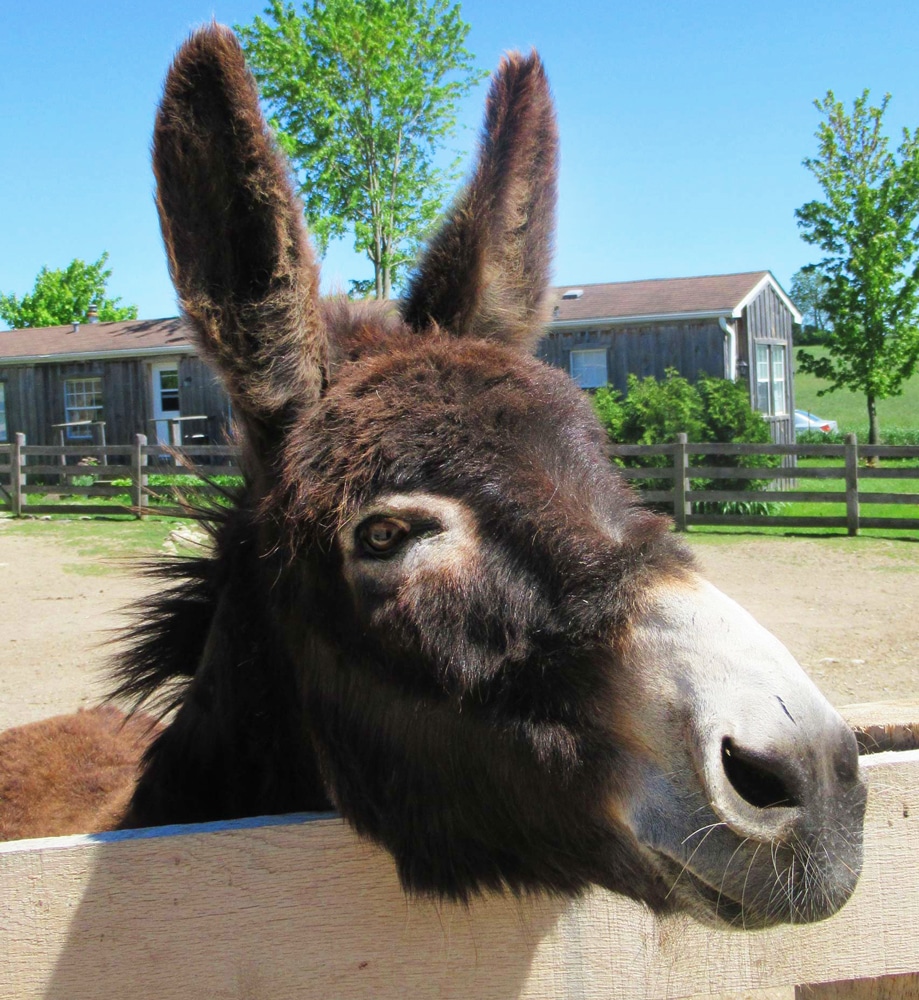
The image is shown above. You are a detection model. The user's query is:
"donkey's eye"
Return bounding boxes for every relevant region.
[358,517,412,557]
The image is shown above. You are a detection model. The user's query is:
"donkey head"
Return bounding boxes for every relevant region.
[147,25,865,926]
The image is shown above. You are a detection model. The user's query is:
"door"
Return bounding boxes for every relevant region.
[151,362,180,445]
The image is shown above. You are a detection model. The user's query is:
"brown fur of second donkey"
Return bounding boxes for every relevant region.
[0,707,160,841]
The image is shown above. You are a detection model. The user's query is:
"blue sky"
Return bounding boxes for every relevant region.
[2,0,918,325]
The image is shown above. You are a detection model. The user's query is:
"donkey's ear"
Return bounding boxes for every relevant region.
[402,52,557,352]
[154,25,324,447]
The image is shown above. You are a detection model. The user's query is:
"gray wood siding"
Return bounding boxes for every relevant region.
[536,320,727,394]
[0,353,233,447]
[741,284,796,445]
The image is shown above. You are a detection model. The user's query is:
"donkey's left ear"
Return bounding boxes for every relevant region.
[154,25,325,449]
[402,51,557,352]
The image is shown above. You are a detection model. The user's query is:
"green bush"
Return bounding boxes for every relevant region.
[109,472,244,507]
[796,426,919,446]
[879,426,919,446]
[796,429,845,445]
[591,369,781,512]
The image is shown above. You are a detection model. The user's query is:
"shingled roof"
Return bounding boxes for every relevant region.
[550,271,800,325]
[0,317,190,363]
[0,271,800,361]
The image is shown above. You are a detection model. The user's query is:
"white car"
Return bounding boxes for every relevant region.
[795,409,838,434]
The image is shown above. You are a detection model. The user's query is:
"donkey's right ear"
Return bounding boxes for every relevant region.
[154,25,325,448]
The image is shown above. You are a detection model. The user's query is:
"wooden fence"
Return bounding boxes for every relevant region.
[0,704,916,999]
[611,433,919,534]
[1,433,918,533]
[0,433,240,517]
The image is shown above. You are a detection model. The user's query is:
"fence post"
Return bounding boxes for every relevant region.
[133,434,148,519]
[11,433,25,518]
[673,433,689,531]
[845,433,859,537]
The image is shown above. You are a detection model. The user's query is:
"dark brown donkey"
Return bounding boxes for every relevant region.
[0,25,865,928]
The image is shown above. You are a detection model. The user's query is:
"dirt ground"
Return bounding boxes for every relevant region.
[1,524,916,731]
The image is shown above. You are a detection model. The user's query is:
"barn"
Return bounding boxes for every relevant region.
[0,317,229,449]
[537,270,801,444]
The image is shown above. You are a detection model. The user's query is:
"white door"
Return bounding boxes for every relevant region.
[151,362,180,445]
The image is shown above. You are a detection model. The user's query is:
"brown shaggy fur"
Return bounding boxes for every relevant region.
[0,707,161,841]
[402,51,557,348]
[153,24,324,459]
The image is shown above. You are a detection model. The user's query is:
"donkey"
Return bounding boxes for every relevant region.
[0,25,865,928]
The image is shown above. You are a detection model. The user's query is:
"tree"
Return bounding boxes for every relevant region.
[0,253,138,329]
[789,266,831,335]
[795,90,919,445]
[237,0,486,300]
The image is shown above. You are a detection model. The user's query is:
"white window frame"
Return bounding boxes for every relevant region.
[63,377,103,440]
[569,348,608,389]
[753,343,788,416]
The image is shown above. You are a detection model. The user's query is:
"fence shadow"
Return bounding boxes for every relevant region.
[36,815,567,1000]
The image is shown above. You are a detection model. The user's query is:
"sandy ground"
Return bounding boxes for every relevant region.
[0,527,157,732]
[1,526,916,730]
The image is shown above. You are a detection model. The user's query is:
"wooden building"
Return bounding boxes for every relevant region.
[0,318,229,450]
[537,271,801,444]
[0,269,799,449]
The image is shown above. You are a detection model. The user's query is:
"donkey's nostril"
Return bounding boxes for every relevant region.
[721,737,801,810]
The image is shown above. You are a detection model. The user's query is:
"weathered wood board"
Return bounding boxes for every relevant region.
[1,748,916,1000]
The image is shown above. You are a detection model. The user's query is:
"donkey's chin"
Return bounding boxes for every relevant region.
[644,842,862,929]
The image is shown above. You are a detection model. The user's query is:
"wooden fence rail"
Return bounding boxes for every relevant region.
[0,705,916,999]
[0,434,241,518]
[1,434,917,532]
[610,433,919,534]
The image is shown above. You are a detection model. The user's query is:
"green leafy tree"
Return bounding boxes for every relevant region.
[789,266,831,341]
[795,90,919,445]
[237,0,486,300]
[0,253,138,329]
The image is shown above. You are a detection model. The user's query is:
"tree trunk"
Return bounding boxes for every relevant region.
[866,393,880,466]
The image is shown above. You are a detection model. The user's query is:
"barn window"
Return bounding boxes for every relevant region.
[754,344,787,416]
[63,377,104,440]
[570,349,608,389]
[0,383,6,442]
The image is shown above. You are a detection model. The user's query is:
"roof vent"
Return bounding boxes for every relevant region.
[71,322,80,333]
[561,288,583,300]
[87,303,99,324]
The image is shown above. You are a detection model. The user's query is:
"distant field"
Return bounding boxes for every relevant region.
[793,346,919,437]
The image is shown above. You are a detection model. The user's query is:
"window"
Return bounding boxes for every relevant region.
[64,377,103,440]
[158,368,180,413]
[0,383,6,442]
[754,344,787,416]
[569,348,608,389]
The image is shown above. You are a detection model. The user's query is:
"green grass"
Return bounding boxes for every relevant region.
[794,346,919,439]
[0,514,206,569]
